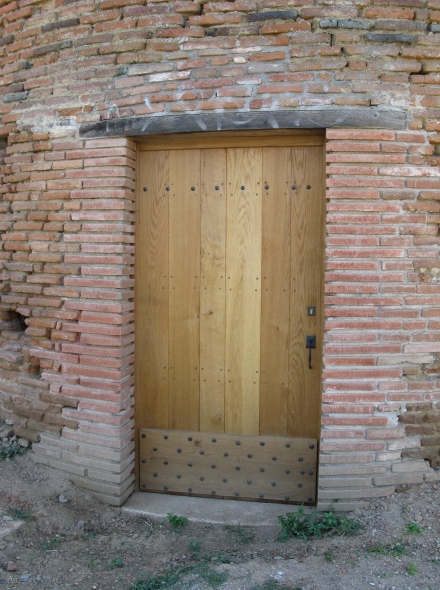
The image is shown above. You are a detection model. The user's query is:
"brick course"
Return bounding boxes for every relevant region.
[1,0,440,507]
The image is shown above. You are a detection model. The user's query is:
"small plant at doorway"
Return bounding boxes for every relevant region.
[406,521,423,535]
[166,512,188,529]
[278,505,362,541]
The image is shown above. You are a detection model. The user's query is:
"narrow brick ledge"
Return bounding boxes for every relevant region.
[79,108,407,139]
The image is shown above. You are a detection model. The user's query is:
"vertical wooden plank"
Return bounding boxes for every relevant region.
[260,147,291,436]
[225,147,262,436]
[136,151,169,429]
[200,149,227,433]
[289,146,326,439]
[168,149,201,431]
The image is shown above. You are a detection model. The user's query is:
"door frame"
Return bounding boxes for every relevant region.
[134,129,326,499]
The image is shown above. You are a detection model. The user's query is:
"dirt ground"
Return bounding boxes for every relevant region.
[0,446,439,590]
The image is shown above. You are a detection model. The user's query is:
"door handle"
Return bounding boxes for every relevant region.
[305,335,316,370]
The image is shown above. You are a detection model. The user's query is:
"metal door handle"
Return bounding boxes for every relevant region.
[306,335,316,370]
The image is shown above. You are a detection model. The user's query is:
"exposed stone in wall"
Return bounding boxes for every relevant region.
[400,402,440,468]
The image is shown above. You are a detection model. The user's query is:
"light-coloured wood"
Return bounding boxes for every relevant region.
[139,134,324,151]
[225,148,262,436]
[288,147,326,439]
[139,429,317,503]
[260,147,291,436]
[200,149,227,433]
[168,150,201,431]
[136,151,169,429]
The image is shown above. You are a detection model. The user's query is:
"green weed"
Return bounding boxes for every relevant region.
[40,536,62,551]
[224,523,255,545]
[111,556,125,569]
[132,560,228,590]
[324,549,334,563]
[406,522,423,535]
[278,505,362,541]
[6,506,31,521]
[188,539,202,560]
[249,582,300,590]
[0,442,27,461]
[406,563,418,576]
[166,512,188,529]
[366,541,408,558]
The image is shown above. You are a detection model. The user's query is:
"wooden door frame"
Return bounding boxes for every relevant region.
[134,129,326,497]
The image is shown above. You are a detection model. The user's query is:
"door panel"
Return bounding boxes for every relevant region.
[136,134,325,503]
[225,148,262,436]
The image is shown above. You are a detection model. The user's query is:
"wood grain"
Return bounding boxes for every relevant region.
[288,146,326,439]
[260,147,291,436]
[200,149,227,433]
[168,149,201,431]
[225,148,262,436]
[136,151,169,429]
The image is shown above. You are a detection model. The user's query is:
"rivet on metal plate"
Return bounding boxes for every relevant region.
[306,185,311,189]
[142,459,146,464]
[236,441,241,445]
[200,476,205,481]
[260,442,265,446]
[164,461,168,465]
[153,473,158,477]
[177,474,181,479]
[272,456,277,461]
[143,187,148,191]
[309,444,315,449]
[222,478,227,483]
[235,466,241,471]
[286,443,290,448]
[297,483,303,488]
[177,448,181,453]
[247,454,253,458]
[247,480,252,485]
[188,437,193,441]
[298,457,303,462]
[212,438,217,443]
[141,434,146,439]
[188,462,192,467]
[224,452,228,457]
[153,447,157,451]
[260,468,265,473]
[271,482,276,487]
[164,435,168,439]
[211,464,216,469]
[200,450,204,455]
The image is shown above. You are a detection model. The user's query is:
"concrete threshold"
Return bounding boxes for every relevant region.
[123,493,299,527]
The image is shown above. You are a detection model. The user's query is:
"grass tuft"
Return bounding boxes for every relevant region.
[166,512,188,529]
[278,505,362,541]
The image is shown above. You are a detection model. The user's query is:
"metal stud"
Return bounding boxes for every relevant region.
[143,187,148,192]
[224,452,229,457]
[309,471,314,476]
[298,457,303,462]
[285,496,290,501]
[271,482,276,487]
[222,478,227,483]
[241,185,245,190]
[297,483,303,488]
[212,438,217,443]
[306,185,311,189]
[236,440,241,445]
[164,461,168,465]
[260,442,265,446]
[211,464,216,469]
[164,435,168,439]
[285,443,291,448]
[153,473,158,477]
[200,450,204,455]
[272,456,277,461]
[191,186,195,191]
[188,488,193,492]
[265,185,269,190]
[291,185,296,190]
[142,459,146,464]
[188,437,193,441]
[211,491,216,495]
[177,474,181,479]
[260,468,265,473]
[164,486,169,490]
[177,448,181,453]
[235,492,240,497]
[285,470,290,474]
[300,470,305,475]
[309,444,315,449]
[235,466,241,471]
[259,494,264,499]
[166,187,170,191]
[200,476,205,481]
[153,447,157,451]
[215,186,219,191]
[247,480,252,485]
[308,497,313,502]
[247,454,253,459]
[142,484,146,489]
[141,434,146,438]
[188,462,192,467]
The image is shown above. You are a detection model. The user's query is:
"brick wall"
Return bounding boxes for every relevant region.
[0,0,439,507]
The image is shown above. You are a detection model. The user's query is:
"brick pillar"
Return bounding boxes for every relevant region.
[32,137,136,506]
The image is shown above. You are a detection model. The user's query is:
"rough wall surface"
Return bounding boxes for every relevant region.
[0,0,439,507]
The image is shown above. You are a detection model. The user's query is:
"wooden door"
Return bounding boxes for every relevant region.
[136,132,325,504]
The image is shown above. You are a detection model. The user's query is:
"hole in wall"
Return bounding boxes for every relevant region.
[0,311,39,375]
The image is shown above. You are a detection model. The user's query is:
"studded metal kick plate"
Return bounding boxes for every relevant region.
[139,429,318,504]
